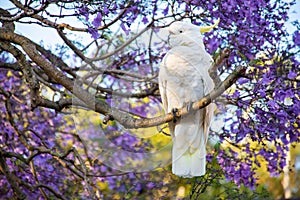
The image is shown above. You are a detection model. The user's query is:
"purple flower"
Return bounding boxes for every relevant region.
[120,23,130,35]
[206,154,213,162]
[267,100,278,109]
[289,132,298,143]
[88,27,100,39]
[78,6,89,21]
[258,89,266,97]
[92,13,102,28]
[261,74,271,85]
[162,5,169,16]
[232,90,240,98]
[146,182,155,189]
[237,78,249,85]
[142,15,149,24]
[287,71,297,79]
[293,30,300,46]
[135,183,142,192]
[103,7,109,15]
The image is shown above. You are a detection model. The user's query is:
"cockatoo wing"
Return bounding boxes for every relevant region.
[158,65,176,135]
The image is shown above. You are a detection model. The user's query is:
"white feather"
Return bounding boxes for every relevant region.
[159,21,215,177]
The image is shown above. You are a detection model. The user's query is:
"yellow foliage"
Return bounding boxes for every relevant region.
[96,180,109,191]
[6,70,13,77]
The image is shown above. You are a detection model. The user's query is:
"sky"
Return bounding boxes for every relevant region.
[286,0,300,33]
[0,1,88,47]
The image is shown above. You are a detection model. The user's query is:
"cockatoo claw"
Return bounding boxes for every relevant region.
[184,101,193,112]
[171,108,179,123]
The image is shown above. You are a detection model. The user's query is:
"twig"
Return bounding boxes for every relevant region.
[0,151,27,200]
[34,184,67,200]
[209,48,231,86]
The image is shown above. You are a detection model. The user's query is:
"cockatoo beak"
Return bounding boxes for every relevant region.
[200,18,220,33]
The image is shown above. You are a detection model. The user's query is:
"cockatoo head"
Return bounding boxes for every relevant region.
[168,21,203,48]
[168,19,219,49]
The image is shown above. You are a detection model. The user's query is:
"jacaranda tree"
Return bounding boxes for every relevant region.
[0,0,299,199]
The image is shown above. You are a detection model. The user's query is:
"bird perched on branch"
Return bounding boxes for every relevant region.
[159,19,219,177]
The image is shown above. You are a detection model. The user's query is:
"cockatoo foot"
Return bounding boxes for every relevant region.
[171,108,179,123]
[183,101,193,112]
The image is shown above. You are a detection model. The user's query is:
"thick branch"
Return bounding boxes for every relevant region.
[0,28,108,113]
[0,41,39,90]
[0,8,15,31]
[0,61,20,70]
[34,43,78,78]
[108,66,246,128]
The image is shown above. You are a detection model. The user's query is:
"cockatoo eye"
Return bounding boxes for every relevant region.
[179,30,183,33]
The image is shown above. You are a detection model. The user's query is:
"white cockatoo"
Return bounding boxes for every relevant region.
[159,20,219,177]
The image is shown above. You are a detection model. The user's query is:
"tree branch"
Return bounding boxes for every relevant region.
[0,40,40,109]
[106,66,246,128]
[93,24,152,61]
[0,8,15,31]
[209,48,231,86]
[34,184,67,200]
[0,151,27,200]
[0,28,246,129]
